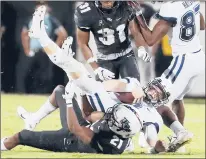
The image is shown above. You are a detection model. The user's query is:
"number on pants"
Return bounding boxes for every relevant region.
[97,24,126,45]
[79,2,91,13]
[180,11,195,41]
[110,136,123,149]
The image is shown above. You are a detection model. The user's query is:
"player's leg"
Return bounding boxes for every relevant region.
[29,5,88,78]
[17,85,60,130]
[156,106,193,152]
[118,52,140,81]
[17,85,88,130]
[1,128,95,153]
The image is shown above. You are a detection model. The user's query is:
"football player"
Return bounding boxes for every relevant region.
[20,5,192,153]
[135,1,205,126]
[75,1,151,82]
[1,85,140,154]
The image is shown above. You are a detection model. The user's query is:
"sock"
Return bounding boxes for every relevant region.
[170,121,185,136]
[1,138,8,151]
[33,97,57,122]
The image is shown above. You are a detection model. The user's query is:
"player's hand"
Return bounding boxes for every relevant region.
[63,81,75,106]
[138,46,152,63]
[132,86,146,104]
[94,67,115,81]
[127,1,142,16]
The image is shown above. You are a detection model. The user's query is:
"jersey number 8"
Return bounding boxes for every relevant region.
[180,10,195,42]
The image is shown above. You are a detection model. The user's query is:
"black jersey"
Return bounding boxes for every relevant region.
[89,119,131,154]
[75,2,135,56]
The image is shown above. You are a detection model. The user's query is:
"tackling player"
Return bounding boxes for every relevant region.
[14,5,193,153]
[1,84,140,154]
[75,1,151,82]
[135,1,205,126]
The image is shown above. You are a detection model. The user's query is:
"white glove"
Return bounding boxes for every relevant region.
[138,46,152,63]
[27,50,35,57]
[94,67,115,81]
[61,37,75,57]
[62,81,75,107]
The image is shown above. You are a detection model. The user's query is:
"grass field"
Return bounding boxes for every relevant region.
[1,94,205,158]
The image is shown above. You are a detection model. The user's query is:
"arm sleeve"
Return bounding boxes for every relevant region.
[156,3,177,27]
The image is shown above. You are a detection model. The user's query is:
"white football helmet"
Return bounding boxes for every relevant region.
[105,103,143,139]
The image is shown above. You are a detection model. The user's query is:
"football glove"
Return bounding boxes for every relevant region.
[94,67,115,81]
[138,46,152,63]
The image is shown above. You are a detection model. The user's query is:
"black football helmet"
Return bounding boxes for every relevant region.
[143,78,170,108]
[95,1,121,14]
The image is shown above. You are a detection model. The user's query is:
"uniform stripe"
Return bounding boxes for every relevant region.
[124,77,130,83]
[88,95,97,111]
[171,54,186,83]
[94,93,105,112]
[193,49,201,54]
[165,56,179,79]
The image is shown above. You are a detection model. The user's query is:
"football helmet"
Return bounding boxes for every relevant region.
[95,1,121,14]
[104,103,143,138]
[143,78,170,108]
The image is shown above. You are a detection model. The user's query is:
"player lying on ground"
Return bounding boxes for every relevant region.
[132,1,205,126]
[17,5,192,153]
[1,83,143,154]
[16,77,193,153]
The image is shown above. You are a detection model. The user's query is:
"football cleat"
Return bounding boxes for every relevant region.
[17,106,39,131]
[28,5,47,39]
[1,137,8,151]
[167,130,193,152]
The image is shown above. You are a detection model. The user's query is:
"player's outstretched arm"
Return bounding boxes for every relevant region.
[64,82,94,144]
[76,28,99,70]
[103,78,145,99]
[200,12,205,30]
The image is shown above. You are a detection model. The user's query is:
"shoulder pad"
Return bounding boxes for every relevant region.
[75,2,95,30]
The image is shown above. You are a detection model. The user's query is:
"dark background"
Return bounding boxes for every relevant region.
[1,1,75,93]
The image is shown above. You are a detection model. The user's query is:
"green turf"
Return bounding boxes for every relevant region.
[1,94,205,158]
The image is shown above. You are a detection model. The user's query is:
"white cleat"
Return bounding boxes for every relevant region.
[17,106,39,131]
[28,5,47,39]
[138,131,149,148]
[167,130,193,152]
[1,137,8,151]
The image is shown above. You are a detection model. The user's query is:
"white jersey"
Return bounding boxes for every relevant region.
[159,1,202,56]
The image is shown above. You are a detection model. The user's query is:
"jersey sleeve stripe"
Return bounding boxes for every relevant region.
[194,4,200,14]
[156,13,177,27]
[77,26,90,32]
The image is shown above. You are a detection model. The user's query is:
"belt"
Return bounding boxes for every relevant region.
[96,46,133,60]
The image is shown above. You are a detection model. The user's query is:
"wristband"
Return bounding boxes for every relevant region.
[66,102,73,108]
[87,57,97,64]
